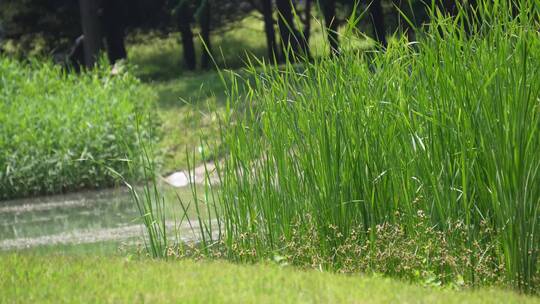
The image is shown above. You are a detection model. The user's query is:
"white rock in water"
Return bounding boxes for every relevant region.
[164,171,189,187]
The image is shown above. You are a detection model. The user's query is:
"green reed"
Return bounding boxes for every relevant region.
[138,1,540,291]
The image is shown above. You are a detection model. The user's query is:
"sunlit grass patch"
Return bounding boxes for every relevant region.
[2,254,538,303]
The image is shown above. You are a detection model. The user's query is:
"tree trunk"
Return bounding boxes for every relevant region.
[301,0,312,58]
[394,0,416,41]
[320,0,339,56]
[441,0,457,16]
[67,35,85,71]
[275,0,302,60]
[79,0,103,67]
[261,0,278,62]
[102,0,127,64]
[370,0,387,47]
[199,0,212,69]
[177,1,196,70]
[302,0,312,44]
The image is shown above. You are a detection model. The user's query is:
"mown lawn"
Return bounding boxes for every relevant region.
[2,254,538,303]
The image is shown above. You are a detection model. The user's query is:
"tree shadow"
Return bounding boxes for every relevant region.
[129,34,267,83]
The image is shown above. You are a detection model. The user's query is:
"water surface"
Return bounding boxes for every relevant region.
[0,185,215,252]
[0,188,139,251]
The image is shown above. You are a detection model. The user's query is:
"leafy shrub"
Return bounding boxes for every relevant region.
[0,57,157,199]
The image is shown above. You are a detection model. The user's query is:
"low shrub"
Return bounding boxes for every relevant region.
[0,57,157,199]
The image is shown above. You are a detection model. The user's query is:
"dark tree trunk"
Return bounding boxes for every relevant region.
[199,0,212,69]
[177,1,196,70]
[67,35,85,71]
[102,0,127,64]
[79,0,103,67]
[275,0,303,60]
[261,0,278,61]
[300,0,312,58]
[370,0,387,47]
[394,0,416,41]
[320,0,339,56]
[440,0,457,16]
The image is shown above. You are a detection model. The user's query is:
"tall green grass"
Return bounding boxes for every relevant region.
[0,58,157,199]
[137,1,540,292]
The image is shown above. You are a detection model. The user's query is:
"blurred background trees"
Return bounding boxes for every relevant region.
[0,0,463,71]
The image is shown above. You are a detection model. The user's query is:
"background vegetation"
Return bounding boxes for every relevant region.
[0,58,156,199]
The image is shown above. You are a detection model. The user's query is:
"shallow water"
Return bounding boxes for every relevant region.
[0,184,218,252]
[0,188,140,251]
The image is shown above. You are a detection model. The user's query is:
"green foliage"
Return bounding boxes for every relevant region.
[0,57,157,199]
[2,254,538,303]
[170,1,538,292]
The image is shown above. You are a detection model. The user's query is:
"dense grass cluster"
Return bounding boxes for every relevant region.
[0,58,156,199]
[136,1,539,293]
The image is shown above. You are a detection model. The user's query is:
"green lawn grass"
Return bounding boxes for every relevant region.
[127,13,332,82]
[7,240,136,256]
[126,14,261,173]
[128,15,267,82]
[4,6,538,304]
[2,254,538,303]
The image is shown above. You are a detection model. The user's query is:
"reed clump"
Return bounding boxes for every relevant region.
[136,1,539,293]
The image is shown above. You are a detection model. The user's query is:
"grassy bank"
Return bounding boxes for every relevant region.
[2,254,538,303]
[138,2,540,292]
[0,58,156,199]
